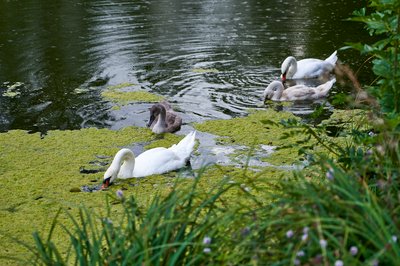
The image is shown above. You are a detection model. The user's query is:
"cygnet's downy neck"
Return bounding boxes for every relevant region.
[272,84,284,101]
[152,105,167,134]
[264,81,284,101]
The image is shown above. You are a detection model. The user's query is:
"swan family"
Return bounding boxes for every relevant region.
[101,50,338,188]
[263,50,338,102]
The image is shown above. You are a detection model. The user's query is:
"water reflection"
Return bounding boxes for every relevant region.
[0,0,366,132]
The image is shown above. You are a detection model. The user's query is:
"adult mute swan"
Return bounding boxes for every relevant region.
[102,131,196,188]
[281,51,338,81]
[147,101,182,134]
[263,79,336,102]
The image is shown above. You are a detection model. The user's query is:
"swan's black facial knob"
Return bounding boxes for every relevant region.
[101,176,112,189]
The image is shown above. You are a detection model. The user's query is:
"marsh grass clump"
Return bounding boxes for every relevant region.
[266,144,400,265]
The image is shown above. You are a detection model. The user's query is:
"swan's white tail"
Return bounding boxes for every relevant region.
[169,131,196,161]
[325,50,338,66]
[317,78,336,97]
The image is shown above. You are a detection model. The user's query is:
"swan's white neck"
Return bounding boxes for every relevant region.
[282,56,297,79]
[107,148,135,181]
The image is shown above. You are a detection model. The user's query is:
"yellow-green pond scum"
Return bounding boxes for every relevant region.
[101,83,164,106]
[0,107,366,264]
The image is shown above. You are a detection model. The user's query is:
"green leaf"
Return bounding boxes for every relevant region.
[372,58,392,78]
[352,7,366,17]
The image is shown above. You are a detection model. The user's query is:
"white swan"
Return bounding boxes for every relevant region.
[281,51,338,81]
[147,101,182,134]
[102,131,196,188]
[263,79,336,102]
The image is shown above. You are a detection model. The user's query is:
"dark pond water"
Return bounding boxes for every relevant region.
[0,0,369,133]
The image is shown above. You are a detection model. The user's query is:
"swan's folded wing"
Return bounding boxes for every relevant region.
[296,59,333,79]
[133,148,182,177]
[283,87,316,101]
[165,112,182,133]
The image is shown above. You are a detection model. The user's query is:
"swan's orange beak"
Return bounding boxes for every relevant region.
[101,177,111,189]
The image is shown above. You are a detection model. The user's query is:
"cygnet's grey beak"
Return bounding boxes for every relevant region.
[147,114,156,128]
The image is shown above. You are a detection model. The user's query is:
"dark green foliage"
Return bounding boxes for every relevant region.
[331,93,352,109]
[346,0,400,113]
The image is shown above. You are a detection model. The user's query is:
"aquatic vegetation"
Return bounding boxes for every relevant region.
[101,83,164,105]
[0,122,287,264]
[107,83,136,90]
[102,90,164,105]
[195,109,295,146]
[0,127,189,263]
[2,90,20,98]
[194,108,369,168]
[194,109,308,166]
[0,101,373,265]
[1,82,24,98]
[73,86,98,94]
[22,173,280,265]
[191,68,219,73]
[0,99,311,265]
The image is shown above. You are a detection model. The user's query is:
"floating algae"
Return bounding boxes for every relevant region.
[0,107,361,264]
[1,82,24,98]
[0,127,185,263]
[101,82,164,105]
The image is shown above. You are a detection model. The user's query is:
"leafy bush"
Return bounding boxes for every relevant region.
[265,113,400,265]
[347,0,400,113]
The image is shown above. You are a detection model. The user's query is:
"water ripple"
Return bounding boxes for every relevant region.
[0,0,367,131]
